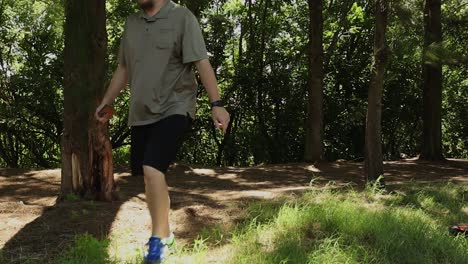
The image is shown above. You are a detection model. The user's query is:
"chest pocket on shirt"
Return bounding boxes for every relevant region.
[154,28,173,49]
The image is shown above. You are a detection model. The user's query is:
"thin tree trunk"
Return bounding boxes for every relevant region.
[304,0,324,162]
[60,0,117,201]
[246,0,254,61]
[365,0,388,186]
[256,0,273,163]
[324,0,354,72]
[420,0,444,161]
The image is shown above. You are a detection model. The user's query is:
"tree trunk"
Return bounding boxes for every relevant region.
[304,0,324,162]
[60,0,117,201]
[420,0,444,161]
[256,0,273,163]
[364,0,388,186]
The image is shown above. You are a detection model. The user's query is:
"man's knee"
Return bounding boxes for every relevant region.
[143,165,165,184]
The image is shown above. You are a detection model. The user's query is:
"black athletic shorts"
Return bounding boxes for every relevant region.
[130,112,193,175]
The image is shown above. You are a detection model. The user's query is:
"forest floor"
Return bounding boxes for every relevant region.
[0,158,467,263]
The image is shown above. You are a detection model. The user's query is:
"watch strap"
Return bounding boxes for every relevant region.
[210,99,224,108]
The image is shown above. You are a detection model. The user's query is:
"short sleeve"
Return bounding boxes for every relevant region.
[182,11,209,64]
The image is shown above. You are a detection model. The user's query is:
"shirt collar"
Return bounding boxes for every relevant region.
[139,0,173,22]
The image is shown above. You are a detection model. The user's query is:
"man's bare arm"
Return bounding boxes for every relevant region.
[194,59,220,103]
[102,63,128,105]
[194,58,230,134]
[95,64,128,122]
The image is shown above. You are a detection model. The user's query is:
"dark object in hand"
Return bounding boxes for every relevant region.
[449,224,468,237]
[98,104,115,118]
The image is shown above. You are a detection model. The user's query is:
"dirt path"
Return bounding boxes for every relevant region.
[1,158,467,263]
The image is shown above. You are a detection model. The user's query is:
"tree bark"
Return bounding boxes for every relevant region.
[304,0,324,162]
[60,0,117,201]
[364,0,388,186]
[420,0,444,161]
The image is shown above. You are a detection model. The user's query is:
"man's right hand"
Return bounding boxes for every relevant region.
[95,102,111,123]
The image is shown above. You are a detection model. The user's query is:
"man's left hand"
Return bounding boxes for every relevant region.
[211,106,230,134]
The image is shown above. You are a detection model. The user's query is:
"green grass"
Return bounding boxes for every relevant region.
[54,182,467,264]
[55,233,112,264]
[64,193,80,202]
[183,182,468,264]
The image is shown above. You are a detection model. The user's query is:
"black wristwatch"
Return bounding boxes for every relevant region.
[210,99,224,109]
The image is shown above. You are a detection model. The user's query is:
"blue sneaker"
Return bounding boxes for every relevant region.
[144,236,168,263]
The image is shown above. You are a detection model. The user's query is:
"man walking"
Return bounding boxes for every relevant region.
[95,0,230,262]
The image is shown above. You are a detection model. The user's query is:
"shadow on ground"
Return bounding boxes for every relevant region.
[0,158,466,263]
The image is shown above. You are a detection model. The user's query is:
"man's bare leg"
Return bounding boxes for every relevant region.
[143,165,171,238]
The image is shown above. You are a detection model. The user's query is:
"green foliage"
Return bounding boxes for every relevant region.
[441,0,468,158]
[112,144,130,166]
[0,0,64,168]
[64,192,80,202]
[1,0,467,168]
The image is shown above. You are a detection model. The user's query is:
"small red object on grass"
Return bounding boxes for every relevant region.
[449,224,468,237]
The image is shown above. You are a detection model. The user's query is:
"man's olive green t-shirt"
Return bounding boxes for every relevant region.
[118,0,209,127]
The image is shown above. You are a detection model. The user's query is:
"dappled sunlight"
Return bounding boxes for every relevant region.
[0,168,145,263]
[305,164,322,172]
[0,169,60,206]
[192,168,217,175]
[1,160,467,262]
[216,173,238,180]
[205,186,312,201]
